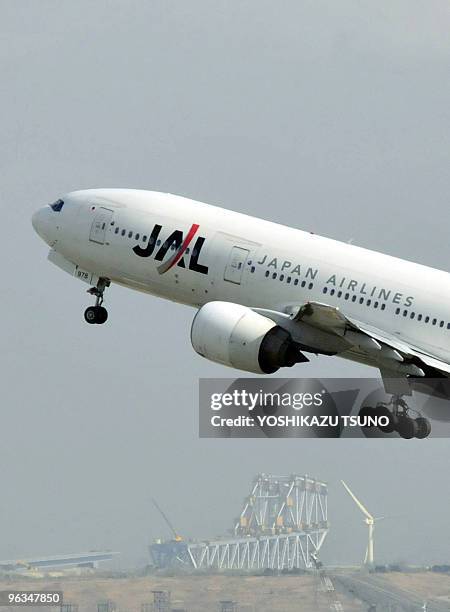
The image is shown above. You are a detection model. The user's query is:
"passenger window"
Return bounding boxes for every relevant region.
[330,289,335,296]
[265,271,269,278]
[381,304,386,311]
[367,300,371,306]
[352,295,356,302]
[323,287,327,294]
[410,312,415,319]
[395,308,400,315]
[287,277,291,284]
[440,320,444,327]
[280,274,284,281]
[115,227,119,234]
[143,235,147,242]
[301,281,306,288]
[272,273,277,280]
[294,279,299,286]
[251,266,255,273]
[425,316,430,323]
[344,293,349,300]
[308,283,313,290]
[359,297,364,304]
[432,318,437,325]
[128,231,133,238]
[337,291,342,298]
[403,310,408,317]
[418,314,422,321]
[121,229,126,236]
[135,233,140,240]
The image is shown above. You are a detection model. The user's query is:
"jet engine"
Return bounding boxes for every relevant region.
[191,301,303,374]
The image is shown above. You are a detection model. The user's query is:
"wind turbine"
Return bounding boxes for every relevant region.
[341,480,384,567]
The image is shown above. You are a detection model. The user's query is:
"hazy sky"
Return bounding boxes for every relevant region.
[1,1,449,568]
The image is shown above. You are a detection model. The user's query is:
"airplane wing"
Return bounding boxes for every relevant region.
[254,301,450,386]
[297,301,450,376]
[300,302,450,377]
[350,318,450,375]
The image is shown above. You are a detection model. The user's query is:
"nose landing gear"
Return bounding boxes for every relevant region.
[359,394,431,439]
[84,278,110,325]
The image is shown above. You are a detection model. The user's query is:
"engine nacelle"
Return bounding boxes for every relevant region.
[191,301,300,374]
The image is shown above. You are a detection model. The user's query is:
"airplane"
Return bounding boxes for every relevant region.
[32,189,450,439]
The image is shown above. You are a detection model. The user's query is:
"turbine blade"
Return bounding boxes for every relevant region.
[374,514,402,521]
[341,480,374,520]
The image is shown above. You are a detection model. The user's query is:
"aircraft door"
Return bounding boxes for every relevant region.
[224,246,250,284]
[89,207,114,244]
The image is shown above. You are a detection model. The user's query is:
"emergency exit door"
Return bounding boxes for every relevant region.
[224,246,250,284]
[89,207,114,244]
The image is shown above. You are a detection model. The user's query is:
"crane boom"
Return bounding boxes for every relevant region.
[152,498,182,542]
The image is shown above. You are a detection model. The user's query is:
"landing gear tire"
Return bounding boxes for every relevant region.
[376,405,398,434]
[358,406,377,428]
[84,278,110,325]
[360,393,431,439]
[84,305,108,325]
[395,415,418,440]
[96,306,108,324]
[414,417,431,439]
[84,306,98,324]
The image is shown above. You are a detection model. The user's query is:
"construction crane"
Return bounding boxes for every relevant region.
[152,498,183,542]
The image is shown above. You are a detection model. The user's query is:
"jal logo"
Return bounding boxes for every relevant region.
[133,223,209,275]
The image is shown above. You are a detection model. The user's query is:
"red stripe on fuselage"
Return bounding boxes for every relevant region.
[157,223,200,274]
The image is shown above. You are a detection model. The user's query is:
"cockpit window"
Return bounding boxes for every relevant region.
[50,199,64,212]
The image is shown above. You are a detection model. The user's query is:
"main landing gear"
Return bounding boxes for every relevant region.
[84,278,110,325]
[359,395,431,439]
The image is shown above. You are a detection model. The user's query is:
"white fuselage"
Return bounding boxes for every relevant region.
[32,189,450,368]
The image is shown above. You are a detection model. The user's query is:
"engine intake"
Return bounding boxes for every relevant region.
[191,301,303,374]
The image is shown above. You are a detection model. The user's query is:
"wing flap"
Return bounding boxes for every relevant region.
[285,301,450,378]
[352,319,450,374]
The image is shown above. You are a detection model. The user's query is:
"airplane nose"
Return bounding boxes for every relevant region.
[32,206,55,245]
[32,206,47,236]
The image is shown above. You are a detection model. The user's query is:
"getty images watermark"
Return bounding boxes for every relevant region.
[209,388,377,428]
[199,378,450,438]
